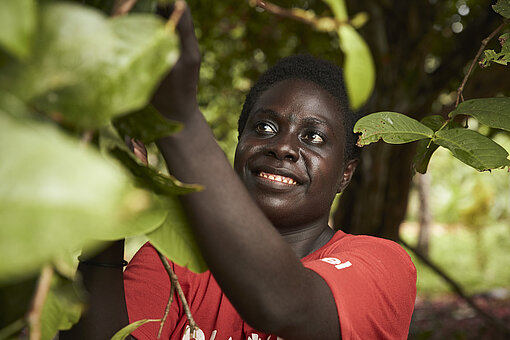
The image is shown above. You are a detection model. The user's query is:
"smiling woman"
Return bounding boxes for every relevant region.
[62,4,416,340]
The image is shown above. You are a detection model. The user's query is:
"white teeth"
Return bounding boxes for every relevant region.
[258,172,297,185]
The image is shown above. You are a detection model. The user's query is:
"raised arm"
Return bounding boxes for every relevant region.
[153,6,341,340]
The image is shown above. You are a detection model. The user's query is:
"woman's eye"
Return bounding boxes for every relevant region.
[255,123,276,134]
[302,132,325,144]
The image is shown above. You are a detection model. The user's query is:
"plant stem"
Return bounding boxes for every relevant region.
[250,0,348,32]
[166,0,187,32]
[398,236,510,337]
[156,250,199,333]
[455,19,510,107]
[28,266,54,340]
[0,318,26,339]
[112,0,138,17]
[158,281,176,338]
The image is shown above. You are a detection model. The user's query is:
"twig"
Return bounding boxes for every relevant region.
[398,236,510,336]
[156,250,199,333]
[27,266,54,340]
[0,318,26,339]
[250,0,348,32]
[166,0,187,32]
[112,0,138,17]
[80,130,94,146]
[157,282,175,338]
[455,19,510,107]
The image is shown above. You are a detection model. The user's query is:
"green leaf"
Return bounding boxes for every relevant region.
[480,34,510,67]
[433,128,510,171]
[412,115,446,174]
[0,2,179,128]
[113,105,182,144]
[338,25,376,109]
[449,97,510,131]
[0,113,133,283]
[354,111,434,146]
[147,198,208,273]
[110,147,203,195]
[493,0,510,18]
[40,274,85,340]
[111,319,160,340]
[0,0,36,59]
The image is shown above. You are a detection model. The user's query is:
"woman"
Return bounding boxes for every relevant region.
[63,5,416,340]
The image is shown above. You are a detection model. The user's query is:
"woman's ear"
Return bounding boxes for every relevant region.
[337,159,358,194]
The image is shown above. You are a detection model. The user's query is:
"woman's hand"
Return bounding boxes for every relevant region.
[152,3,201,123]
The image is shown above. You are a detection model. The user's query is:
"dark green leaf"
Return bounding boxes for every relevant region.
[493,0,510,18]
[449,97,510,131]
[433,128,510,171]
[113,105,182,144]
[40,274,85,340]
[413,116,461,174]
[0,2,179,128]
[147,198,208,273]
[354,111,433,146]
[111,319,160,340]
[0,113,133,282]
[110,147,203,196]
[0,0,36,59]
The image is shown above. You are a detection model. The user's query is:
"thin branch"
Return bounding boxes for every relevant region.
[80,130,94,146]
[398,236,510,337]
[158,282,175,338]
[112,0,138,17]
[250,0,348,32]
[455,19,510,107]
[28,266,54,340]
[165,0,187,32]
[156,250,199,333]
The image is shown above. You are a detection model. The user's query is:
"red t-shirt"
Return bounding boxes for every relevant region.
[124,231,416,340]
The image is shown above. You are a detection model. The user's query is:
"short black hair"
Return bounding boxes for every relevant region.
[238,54,360,162]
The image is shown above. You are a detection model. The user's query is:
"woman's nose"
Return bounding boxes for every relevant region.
[266,133,300,162]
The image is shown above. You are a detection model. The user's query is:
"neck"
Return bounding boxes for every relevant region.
[279,221,335,258]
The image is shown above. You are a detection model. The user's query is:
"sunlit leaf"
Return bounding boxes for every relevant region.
[338,25,375,109]
[322,0,375,109]
[0,0,36,59]
[354,111,433,146]
[111,319,160,340]
[113,105,182,144]
[147,198,208,273]
[493,0,510,18]
[0,113,132,282]
[433,128,510,171]
[40,274,85,340]
[449,97,510,131]
[0,2,179,128]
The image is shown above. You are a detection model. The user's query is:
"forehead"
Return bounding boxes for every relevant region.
[251,79,344,125]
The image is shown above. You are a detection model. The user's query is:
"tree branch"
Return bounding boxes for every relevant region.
[455,18,510,107]
[28,266,54,340]
[158,281,175,338]
[250,0,349,32]
[398,236,510,337]
[156,250,199,334]
[112,0,138,17]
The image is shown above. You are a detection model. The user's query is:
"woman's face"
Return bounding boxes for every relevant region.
[234,78,354,230]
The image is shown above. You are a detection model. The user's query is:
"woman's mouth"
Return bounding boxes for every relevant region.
[257,171,297,185]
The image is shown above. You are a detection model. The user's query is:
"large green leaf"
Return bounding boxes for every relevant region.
[147,198,208,273]
[413,115,444,174]
[0,2,178,128]
[493,0,510,18]
[433,128,510,171]
[113,105,182,144]
[449,97,510,131]
[322,0,375,109]
[40,274,85,340]
[337,25,375,109]
[0,0,36,59]
[111,319,160,340]
[0,113,134,282]
[354,111,433,146]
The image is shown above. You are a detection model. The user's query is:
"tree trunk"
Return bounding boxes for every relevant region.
[416,173,431,256]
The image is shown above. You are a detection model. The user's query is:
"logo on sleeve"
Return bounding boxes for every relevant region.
[320,257,352,270]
